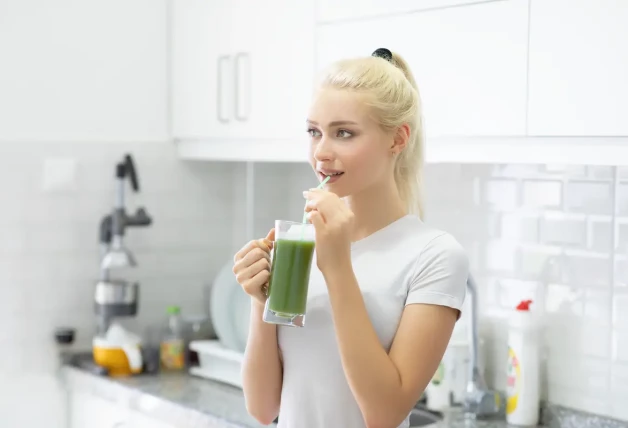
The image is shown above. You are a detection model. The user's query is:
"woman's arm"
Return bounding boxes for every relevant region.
[241,300,283,425]
[303,189,467,428]
[325,265,458,428]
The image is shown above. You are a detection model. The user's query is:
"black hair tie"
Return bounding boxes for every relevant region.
[372,48,393,63]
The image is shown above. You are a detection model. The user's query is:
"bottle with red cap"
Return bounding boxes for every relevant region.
[506,299,541,426]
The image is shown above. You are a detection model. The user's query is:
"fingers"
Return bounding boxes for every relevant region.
[308,209,326,228]
[242,269,271,303]
[233,230,274,263]
[234,246,270,273]
[233,240,259,263]
[260,228,275,251]
[265,228,275,242]
[303,190,330,214]
[241,263,271,301]
[233,246,272,303]
[235,256,270,286]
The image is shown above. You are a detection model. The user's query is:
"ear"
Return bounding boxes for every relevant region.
[391,123,410,155]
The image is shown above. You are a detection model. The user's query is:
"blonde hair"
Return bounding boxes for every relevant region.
[316,51,425,219]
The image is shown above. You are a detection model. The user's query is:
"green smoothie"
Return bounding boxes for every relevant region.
[267,238,315,316]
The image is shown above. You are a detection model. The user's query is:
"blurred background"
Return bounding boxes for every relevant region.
[1,1,627,427]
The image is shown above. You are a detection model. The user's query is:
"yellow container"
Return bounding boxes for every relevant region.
[93,337,143,377]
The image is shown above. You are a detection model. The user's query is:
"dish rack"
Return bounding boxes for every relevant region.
[189,340,245,388]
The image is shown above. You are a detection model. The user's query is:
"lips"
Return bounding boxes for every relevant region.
[317,170,344,184]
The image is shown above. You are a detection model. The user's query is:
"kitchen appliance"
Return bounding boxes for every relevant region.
[93,323,143,377]
[96,154,152,336]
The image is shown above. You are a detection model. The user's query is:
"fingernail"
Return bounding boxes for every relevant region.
[302,191,308,198]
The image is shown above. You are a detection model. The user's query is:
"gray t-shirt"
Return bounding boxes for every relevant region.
[276,215,469,428]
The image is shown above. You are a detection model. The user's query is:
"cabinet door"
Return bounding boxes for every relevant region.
[0,0,168,142]
[126,409,178,428]
[226,0,315,142]
[70,392,128,428]
[528,0,628,136]
[317,0,497,24]
[171,0,235,139]
[316,0,529,138]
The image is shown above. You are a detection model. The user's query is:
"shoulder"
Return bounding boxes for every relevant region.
[418,231,469,273]
[405,223,469,308]
[392,216,468,265]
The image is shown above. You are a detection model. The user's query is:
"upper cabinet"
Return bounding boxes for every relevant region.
[527,0,628,136]
[316,0,529,139]
[174,0,628,165]
[170,0,231,140]
[171,0,315,161]
[0,0,168,142]
[316,0,497,24]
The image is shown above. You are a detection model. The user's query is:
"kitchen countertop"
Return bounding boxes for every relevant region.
[61,363,626,428]
[61,364,515,428]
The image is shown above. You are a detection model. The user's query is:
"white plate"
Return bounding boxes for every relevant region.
[210,261,251,353]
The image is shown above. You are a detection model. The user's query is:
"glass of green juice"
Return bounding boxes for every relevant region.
[263,220,316,328]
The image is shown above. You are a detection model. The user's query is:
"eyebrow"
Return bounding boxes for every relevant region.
[307,119,358,127]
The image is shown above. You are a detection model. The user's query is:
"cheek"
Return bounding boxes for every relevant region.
[347,142,388,177]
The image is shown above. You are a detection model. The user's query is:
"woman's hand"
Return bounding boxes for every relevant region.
[303,188,354,273]
[233,228,275,305]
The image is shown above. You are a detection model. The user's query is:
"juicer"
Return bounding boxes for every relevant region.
[96,153,152,335]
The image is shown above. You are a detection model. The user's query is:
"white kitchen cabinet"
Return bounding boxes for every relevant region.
[0,0,168,142]
[528,0,628,136]
[170,0,233,140]
[172,0,315,161]
[70,392,128,428]
[126,409,179,428]
[316,0,529,140]
[316,0,500,23]
[70,391,180,428]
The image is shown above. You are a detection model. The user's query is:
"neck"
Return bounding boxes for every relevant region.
[344,178,408,242]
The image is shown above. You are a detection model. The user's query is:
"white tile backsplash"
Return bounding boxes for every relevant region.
[522,179,563,209]
[484,179,518,210]
[419,163,625,421]
[540,213,587,246]
[4,148,628,423]
[1,141,236,427]
[565,181,614,215]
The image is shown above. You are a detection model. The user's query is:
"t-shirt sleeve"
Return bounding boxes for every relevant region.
[405,233,469,314]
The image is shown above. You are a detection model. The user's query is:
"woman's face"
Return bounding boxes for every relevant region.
[307,88,395,198]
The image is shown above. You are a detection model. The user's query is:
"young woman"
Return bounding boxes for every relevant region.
[232,48,469,428]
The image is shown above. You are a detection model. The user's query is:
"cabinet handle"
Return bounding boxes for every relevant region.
[234,52,250,122]
[217,55,230,124]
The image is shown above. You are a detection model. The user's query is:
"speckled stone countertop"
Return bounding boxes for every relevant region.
[61,364,627,428]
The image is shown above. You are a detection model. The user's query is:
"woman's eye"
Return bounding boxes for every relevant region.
[337,129,353,138]
[307,128,321,138]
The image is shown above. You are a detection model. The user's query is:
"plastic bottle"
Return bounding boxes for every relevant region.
[506,300,541,426]
[160,306,186,371]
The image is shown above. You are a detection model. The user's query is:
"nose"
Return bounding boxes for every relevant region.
[313,135,334,162]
